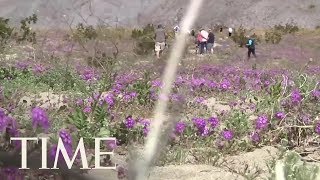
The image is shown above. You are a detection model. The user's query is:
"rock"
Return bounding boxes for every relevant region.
[19,91,68,110]
[249,115,258,121]
[204,97,216,107]
[213,104,231,113]
[186,154,197,164]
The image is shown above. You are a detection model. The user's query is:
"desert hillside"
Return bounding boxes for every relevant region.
[0,0,320,28]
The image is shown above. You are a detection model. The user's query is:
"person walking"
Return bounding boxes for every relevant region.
[206,29,215,54]
[199,29,208,54]
[154,24,167,59]
[246,35,256,60]
[228,27,233,37]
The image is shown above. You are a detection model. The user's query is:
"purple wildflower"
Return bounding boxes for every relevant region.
[195,97,205,104]
[301,114,311,125]
[152,80,163,88]
[311,90,320,100]
[33,64,47,74]
[16,61,29,71]
[83,106,91,114]
[130,92,138,98]
[192,118,206,131]
[175,121,186,135]
[220,79,231,90]
[201,125,210,137]
[291,89,302,105]
[140,119,150,136]
[106,139,117,151]
[59,130,72,145]
[264,80,270,87]
[6,117,21,148]
[191,78,206,88]
[105,93,115,107]
[206,80,217,88]
[125,116,135,129]
[221,130,234,141]
[76,99,83,106]
[31,107,50,132]
[150,90,158,101]
[50,144,73,161]
[208,117,219,128]
[250,132,260,143]
[0,168,23,180]
[315,122,320,135]
[123,94,132,102]
[80,67,99,82]
[87,97,94,104]
[0,109,8,132]
[275,112,285,120]
[256,115,269,130]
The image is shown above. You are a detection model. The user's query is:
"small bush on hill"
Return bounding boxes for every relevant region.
[274,23,299,34]
[14,13,38,43]
[73,23,98,42]
[309,4,316,9]
[265,29,282,44]
[231,25,248,47]
[0,18,13,52]
[0,14,37,52]
[264,23,299,44]
[131,24,155,55]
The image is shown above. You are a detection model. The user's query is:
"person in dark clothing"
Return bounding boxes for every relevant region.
[246,35,256,60]
[206,29,215,54]
[190,29,195,37]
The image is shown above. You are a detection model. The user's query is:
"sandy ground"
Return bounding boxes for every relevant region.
[86,146,284,180]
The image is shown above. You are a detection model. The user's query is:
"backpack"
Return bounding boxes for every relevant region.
[247,38,255,49]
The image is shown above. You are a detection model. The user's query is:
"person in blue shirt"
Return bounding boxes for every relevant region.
[246,34,257,60]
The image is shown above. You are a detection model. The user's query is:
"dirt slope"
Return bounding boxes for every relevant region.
[139,0,320,28]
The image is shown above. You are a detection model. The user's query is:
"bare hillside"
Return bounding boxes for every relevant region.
[139,0,320,28]
[0,0,319,28]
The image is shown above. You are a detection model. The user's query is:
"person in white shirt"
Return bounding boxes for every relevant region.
[228,27,233,37]
[199,29,208,54]
[174,25,180,36]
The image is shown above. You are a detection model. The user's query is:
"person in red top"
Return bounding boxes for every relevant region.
[195,30,202,54]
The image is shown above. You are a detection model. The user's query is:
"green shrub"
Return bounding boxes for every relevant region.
[0,18,13,52]
[274,23,299,34]
[265,29,282,44]
[268,151,320,180]
[0,14,37,52]
[231,25,248,47]
[14,13,38,43]
[131,24,155,55]
[309,4,316,9]
[73,23,98,42]
[265,23,299,44]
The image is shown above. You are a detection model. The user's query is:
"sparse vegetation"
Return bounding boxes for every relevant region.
[0,13,320,180]
[265,28,283,44]
[265,23,299,44]
[309,4,316,9]
[131,24,155,55]
[231,25,248,47]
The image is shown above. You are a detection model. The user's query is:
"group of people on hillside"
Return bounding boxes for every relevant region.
[194,28,216,55]
[154,24,256,60]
